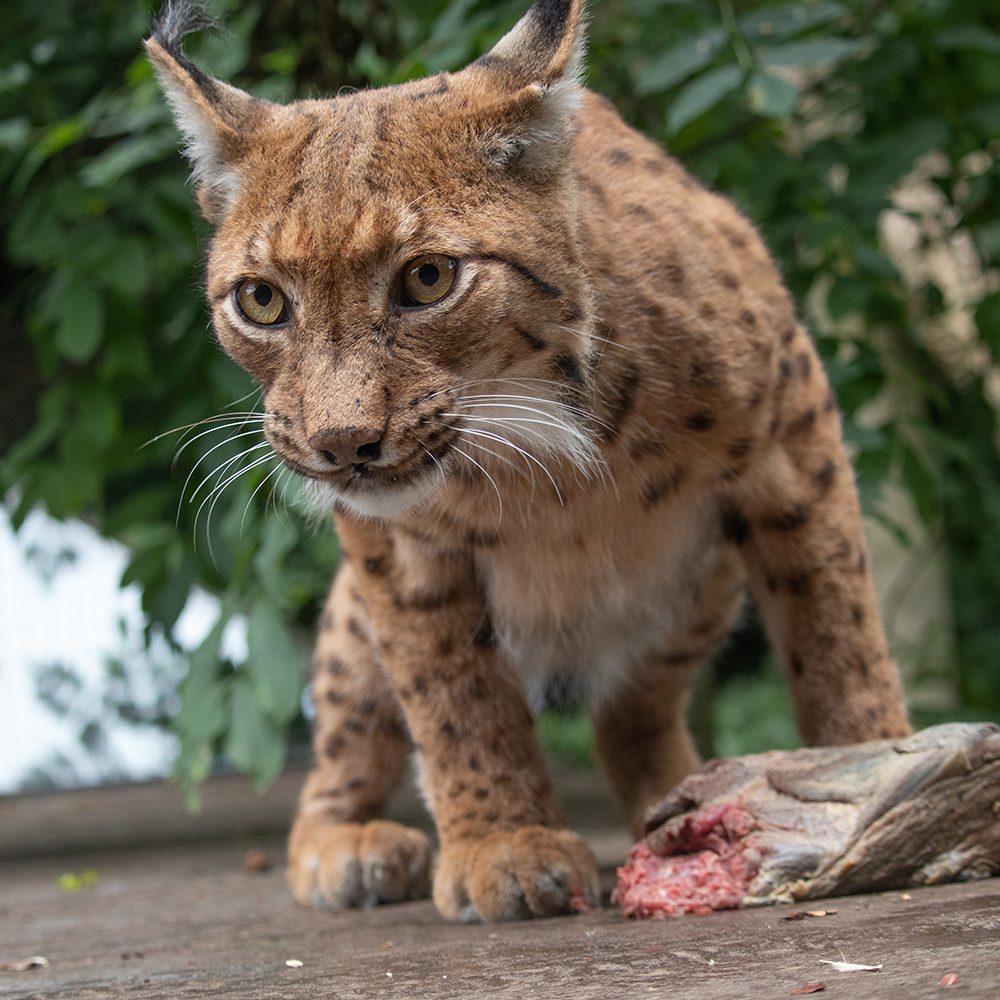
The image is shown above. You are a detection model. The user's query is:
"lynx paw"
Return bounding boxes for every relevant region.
[288,817,432,910]
[434,826,600,922]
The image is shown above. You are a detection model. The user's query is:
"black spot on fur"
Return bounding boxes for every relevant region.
[413,676,428,695]
[641,468,685,509]
[474,787,490,800]
[720,505,751,545]
[327,657,347,676]
[790,653,805,677]
[324,734,346,759]
[555,353,585,384]
[345,777,366,791]
[852,604,865,625]
[815,459,837,492]
[468,755,481,770]
[515,325,548,350]
[472,252,562,298]
[474,621,496,648]
[728,437,754,459]
[785,573,811,596]
[689,359,716,387]
[778,358,793,381]
[347,617,365,639]
[441,721,456,738]
[601,363,641,440]
[412,73,449,99]
[739,309,757,327]
[797,352,813,378]
[325,689,346,705]
[786,408,817,435]
[781,327,796,345]
[659,651,702,666]
[763,504,811,531]
[608,147,631,164]
[685,411,715,432]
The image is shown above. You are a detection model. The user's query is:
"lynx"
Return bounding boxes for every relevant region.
[148,0,910,922]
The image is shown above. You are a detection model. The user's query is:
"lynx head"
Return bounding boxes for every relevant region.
[148,0,599,520]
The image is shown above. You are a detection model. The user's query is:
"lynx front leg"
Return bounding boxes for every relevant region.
[288,562,431,910]
[593,551,746,836]
[336,514,599,922]
[725,338,910,745]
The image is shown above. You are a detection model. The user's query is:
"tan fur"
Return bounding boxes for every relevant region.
[149,0,910,922]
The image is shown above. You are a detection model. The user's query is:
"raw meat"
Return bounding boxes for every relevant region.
[613,723,1000,917]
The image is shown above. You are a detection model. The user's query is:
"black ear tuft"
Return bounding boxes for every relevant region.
[151,0,219,56]
[533,0,573,46]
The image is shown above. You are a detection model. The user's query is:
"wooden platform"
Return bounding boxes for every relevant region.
[1,769,998,999]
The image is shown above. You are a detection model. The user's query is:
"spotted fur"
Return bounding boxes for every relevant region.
[149,0,910,922]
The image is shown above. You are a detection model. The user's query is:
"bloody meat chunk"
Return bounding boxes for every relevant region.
[613,723,1000,918]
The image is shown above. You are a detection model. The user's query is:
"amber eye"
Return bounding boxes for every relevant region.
[234,279,289,326]
[400,254,458,307]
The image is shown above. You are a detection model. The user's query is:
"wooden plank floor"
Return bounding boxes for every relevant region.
[1,771,998,999]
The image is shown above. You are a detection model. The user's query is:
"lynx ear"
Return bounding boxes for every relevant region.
[145,1,270,221]
[478,0,587,86]
[468,0,587,172]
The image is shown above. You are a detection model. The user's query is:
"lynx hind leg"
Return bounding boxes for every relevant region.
[287,562,431,910]
[724,329,910,745]
[592,552,745,837]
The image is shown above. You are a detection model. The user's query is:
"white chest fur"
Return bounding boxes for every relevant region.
[476,494,721,709]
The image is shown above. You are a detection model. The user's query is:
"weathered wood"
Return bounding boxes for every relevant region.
[1,837,998,999]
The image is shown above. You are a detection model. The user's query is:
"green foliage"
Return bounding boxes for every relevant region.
[2,0,998,784]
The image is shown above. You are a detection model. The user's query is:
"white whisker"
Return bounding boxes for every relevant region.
[451,444,504,528]
[454,426,563,505]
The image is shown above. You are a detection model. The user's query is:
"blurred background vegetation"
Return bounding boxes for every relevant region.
[2,0,998,795]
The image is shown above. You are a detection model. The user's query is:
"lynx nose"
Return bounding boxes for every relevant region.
[309,427,383,467]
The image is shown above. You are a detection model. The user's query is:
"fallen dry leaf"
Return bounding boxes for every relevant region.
[789,983,826,995]
[940,973,959,988]
[242,849,272,874]
[781,909,837,922]
[819,960,882,973]
[0,957,49,972]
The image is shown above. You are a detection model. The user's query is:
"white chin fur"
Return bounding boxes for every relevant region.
[302,473,441,522]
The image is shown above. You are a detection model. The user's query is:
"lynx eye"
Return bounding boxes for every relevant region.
[400,254,457,307]
[234,279,288,326]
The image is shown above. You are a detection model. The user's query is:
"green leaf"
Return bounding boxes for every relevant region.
[937,25,1000,55]
[901,446,938,525]
[54,279,104,363]
[976,292,1000,355]
[79,131,178,188]
[225,678,287,788]
[246,600,304,724]
[667,64,743,134]
[634,31,724,95]
[761,37,862,68]
[747,70,799,118]
[739,3,845,42]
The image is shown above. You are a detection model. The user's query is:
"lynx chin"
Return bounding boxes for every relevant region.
[149,0,910,922]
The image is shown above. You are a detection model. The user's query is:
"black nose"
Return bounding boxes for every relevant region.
[309,427,383,466]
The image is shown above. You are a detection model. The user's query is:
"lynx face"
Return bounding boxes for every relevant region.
[150,7,597,519]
